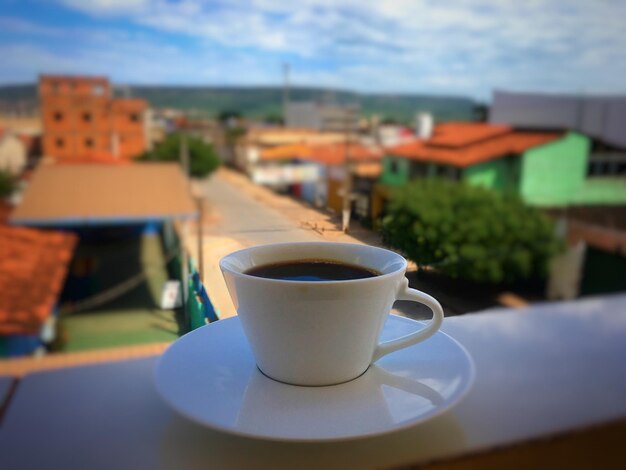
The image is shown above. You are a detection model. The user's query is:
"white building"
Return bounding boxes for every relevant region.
[0,131,27,175]
[285,102,360,132]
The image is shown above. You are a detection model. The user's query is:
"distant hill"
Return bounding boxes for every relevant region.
[0,83,478,123]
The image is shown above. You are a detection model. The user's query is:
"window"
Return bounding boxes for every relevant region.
[587,153,626,176]
[388,159,400,174]
[83,112,92,123]
[130,113,140,123]
[51,82,59,94]
[92,85,104,96]
[53,111,63,122]
[56,138,64,148]
[409,162,428,179]
[447,166,462,181]
[85,138,94,148]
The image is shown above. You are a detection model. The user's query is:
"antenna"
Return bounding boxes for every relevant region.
[283,62,290,122]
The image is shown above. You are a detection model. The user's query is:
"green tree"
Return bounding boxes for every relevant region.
[381,179,561,284]
[0,170,16,198]
[140,133,220,178]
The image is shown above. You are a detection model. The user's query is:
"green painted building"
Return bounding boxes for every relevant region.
[381,128,626,208]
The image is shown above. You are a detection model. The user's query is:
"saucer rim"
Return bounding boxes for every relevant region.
[154,315,476,442]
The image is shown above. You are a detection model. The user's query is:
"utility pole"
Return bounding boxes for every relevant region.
[179,135,190,329]
[341,107,355,233]
[283,62,290,124]
[180,133,205,282]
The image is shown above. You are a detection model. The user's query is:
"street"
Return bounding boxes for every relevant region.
[184,169,439,321]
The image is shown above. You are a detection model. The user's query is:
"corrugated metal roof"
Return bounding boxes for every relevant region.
[490,90,626,149]
[10,162,197,226]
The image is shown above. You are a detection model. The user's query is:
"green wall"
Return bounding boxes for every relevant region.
[519,133,589,207]
[571,178,626,205]
[463,157,519,194]
[380,156,410,186]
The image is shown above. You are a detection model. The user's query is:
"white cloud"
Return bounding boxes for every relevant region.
[6,1,626,97]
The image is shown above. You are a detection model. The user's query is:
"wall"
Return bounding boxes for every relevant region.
[111,99,147,159]
[571,178,626,205]
[463,157,519,194]
[0,134,27,175]
[40,76,146,161]
[518,132,589,207]
[380,156,410,186]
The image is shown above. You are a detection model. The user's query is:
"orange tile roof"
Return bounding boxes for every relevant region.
[353,161,382,178]
[0,225,77,335]
[428,122,511,147]
[260,142,383,165]
[387,122,561,168]
[307,143,383,166]
[261,144,311,161]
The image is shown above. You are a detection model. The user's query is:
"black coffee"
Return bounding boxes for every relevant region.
[245,259,380,282]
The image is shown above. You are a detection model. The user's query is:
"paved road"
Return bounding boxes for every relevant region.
[188,174,324,318]
[189,171,432,321]
[200,175,323,245]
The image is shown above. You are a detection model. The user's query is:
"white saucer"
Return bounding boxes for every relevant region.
[155,315,475,442]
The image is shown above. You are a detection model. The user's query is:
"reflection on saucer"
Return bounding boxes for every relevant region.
[155,315,474,441]
[236,365,445,435]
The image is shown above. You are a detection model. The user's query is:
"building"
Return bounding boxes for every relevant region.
[235,127,345,172]
[255,141,382,217]
[490,91,626,149]
[0,129,27,175]
[10,162,197,227]
[0,221,77,357]
[378,122,626,207]
[40,75,148,161]
[285,102,360,132]
[378,121,626,299]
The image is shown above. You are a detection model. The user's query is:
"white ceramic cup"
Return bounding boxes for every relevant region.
[220,242,444,386]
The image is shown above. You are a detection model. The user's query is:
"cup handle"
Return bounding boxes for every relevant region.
[372,278,444,362]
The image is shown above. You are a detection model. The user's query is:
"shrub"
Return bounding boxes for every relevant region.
[381,179,561,283]
[139,133,220,178]
[0,170,16,198]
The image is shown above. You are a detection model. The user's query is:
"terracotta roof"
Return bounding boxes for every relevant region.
[353,161,382,178]
[307,143,383,166]
[261,144,311,161]
[0,225,77,335]
[10,162,197,226]
[428,122,511,147]
[387,122,561,168]
[260,142,382,165]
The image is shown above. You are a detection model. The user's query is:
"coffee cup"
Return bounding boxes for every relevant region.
[220,242,444,386]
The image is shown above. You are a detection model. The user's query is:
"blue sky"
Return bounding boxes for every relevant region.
[1,0,626,99]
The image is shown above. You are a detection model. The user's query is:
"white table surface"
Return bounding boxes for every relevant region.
[1,294,626,469]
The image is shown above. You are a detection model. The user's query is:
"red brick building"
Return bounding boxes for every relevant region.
[39,75,147,161]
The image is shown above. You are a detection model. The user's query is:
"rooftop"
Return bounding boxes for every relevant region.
[0,225,77,335]
[387,122,561,168]
[260,142,382,165]
[10,162,197,227]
